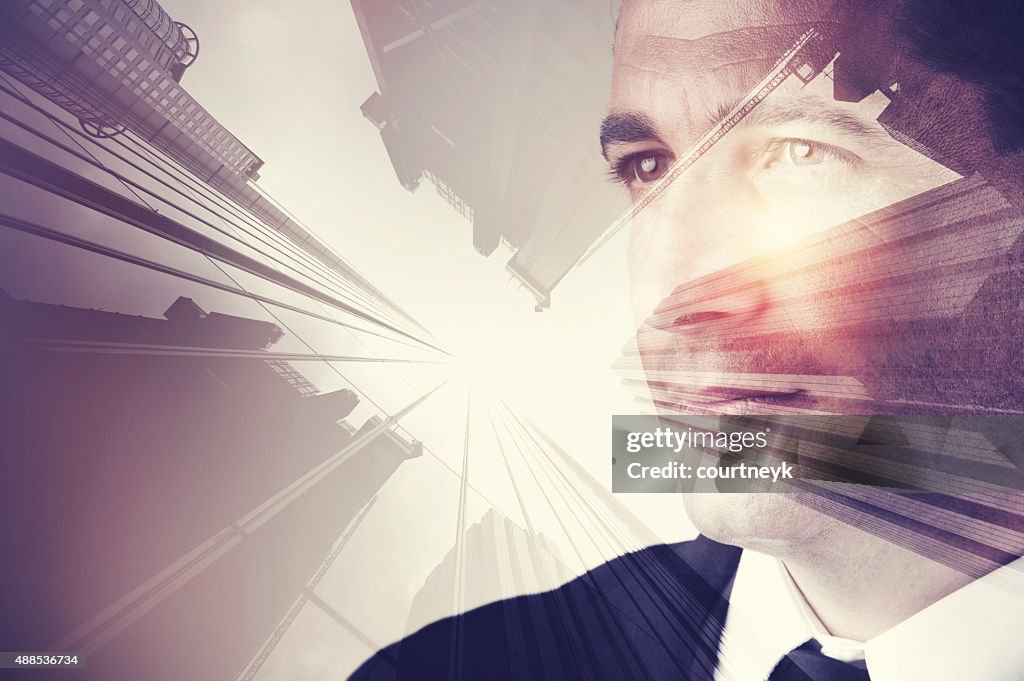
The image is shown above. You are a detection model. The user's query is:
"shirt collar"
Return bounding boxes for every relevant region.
[777,560,866,664]
[717,548,1024,681]
[714,548,810,681]
[865,555,1024,681]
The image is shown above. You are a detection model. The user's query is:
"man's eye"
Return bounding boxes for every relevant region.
[612,151,673,186]
[772,139,852,167]
[786,140,820,165]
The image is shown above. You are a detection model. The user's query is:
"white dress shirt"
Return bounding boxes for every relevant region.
[712,548,1024,681]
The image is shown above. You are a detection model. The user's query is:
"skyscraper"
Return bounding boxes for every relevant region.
[351,0,628,309]
[0,290,426,680]
[0,0,424,329]
[403,509,574,635]
[0,1,449,678]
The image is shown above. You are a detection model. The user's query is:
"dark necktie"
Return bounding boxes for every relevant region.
[767,639,871,681]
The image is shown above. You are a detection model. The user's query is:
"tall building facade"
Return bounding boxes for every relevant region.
[0,291,425,680]
[0,1,449,678]
[351,0,628,309]
[0,0,423,329]
[403,509,574,635]
[0,0,258,174]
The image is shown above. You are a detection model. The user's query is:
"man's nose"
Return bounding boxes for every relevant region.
[629,156,769,325]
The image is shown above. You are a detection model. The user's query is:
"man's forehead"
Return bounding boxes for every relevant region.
[610,0,846,139]
[614,0,839,69]
[617,0,839,41]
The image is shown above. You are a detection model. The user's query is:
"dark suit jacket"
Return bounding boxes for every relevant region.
[350,536,743,681]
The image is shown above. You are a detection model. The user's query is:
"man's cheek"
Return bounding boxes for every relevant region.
[635,323,672,374]
[627,218,683,326]
[630,274,683,332]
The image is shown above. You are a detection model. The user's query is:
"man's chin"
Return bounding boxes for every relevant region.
[682,492,832,555]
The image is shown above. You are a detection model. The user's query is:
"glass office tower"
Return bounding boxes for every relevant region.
[0,1,452,678]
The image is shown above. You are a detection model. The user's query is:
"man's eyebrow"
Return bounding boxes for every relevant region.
[599,112,664,159]
[710,98,889,142]
[600,98,889,163]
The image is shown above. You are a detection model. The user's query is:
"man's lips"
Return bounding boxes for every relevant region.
[653,387,810,414]
[691,387,808,405]
[646,281,771,334]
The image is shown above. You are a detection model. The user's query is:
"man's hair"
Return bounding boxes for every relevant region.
[900,0,1024,152]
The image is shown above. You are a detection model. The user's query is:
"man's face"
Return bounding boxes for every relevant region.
[607,0,963,549]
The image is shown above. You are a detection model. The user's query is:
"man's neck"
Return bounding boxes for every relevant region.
[778,528,975,641]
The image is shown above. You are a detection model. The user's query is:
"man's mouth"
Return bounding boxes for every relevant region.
[696,387,808,405]
[657,387,809,415]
